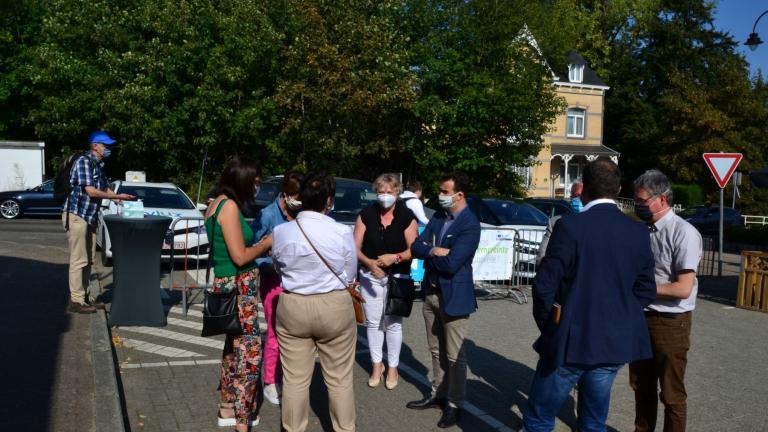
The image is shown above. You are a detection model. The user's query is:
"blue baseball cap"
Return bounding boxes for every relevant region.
[88,130,117,145]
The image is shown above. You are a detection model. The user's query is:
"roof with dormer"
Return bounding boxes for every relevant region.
[555,51,608,88]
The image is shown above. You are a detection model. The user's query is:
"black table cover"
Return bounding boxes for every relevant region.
[104,215,172,326]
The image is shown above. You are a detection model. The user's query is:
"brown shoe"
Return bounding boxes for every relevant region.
[69,301,97,314]
[86,300,106,310]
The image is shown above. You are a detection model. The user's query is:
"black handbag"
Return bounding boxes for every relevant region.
[385,273,415,317]
[202,290,243,337]
[201,201,244,337]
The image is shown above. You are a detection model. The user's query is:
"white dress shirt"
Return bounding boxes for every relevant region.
[272,211,357,295]
[646,210,702,313]
[581,198,616,212]
[399,191,429,224]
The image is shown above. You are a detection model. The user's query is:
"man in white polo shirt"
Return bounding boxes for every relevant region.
[630,169,702,432]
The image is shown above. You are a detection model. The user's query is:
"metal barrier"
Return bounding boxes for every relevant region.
[471,227,545,304]
[164,216,210,316]
[163,219,548,311]
[743,215,768,227]
[698,236,718,277]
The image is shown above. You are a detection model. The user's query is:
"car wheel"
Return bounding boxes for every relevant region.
[101,230,113,267]
[0,199,21,219]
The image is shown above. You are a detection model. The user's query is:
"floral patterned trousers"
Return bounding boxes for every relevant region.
[216,268,262,425]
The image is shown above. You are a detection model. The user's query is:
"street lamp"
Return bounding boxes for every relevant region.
[745,10,768,51]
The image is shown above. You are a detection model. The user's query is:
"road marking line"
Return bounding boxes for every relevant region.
[355,335,516,432]
[167,317,203,330]
[121,338,206,358]
[120,327,225,350]
[122,358,225,369]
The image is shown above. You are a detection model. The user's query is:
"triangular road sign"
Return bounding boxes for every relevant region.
[703,153,743,189]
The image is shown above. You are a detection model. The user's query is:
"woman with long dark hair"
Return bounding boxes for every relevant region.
[205,156,272,431]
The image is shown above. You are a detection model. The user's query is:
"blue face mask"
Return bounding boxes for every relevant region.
[101,147,112,159]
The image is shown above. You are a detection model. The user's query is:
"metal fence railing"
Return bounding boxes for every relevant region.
[743,215,768,227]
[162,221,549,311]
[698,236,718,277]
[164,216,210,316]
[470,227,545,304]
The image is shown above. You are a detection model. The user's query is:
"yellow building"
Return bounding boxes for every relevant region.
[522,51,617,198]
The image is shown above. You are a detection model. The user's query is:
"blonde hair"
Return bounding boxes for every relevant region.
[372,173,402,195]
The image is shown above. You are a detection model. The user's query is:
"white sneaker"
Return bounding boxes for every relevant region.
[217,416,260,427]
[263,383,281,406]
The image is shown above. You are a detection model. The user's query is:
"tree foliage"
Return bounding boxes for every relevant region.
[2,0,766,207]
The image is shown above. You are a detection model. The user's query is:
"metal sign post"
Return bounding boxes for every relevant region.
[703,153,743,277]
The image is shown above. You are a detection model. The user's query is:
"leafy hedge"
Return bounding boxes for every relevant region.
[672,183,704,208]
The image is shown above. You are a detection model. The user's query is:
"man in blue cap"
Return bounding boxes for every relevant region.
[64,130,134,313]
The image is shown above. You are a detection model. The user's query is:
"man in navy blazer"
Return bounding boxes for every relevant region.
[522,158,656,432]
[407,172,481,429]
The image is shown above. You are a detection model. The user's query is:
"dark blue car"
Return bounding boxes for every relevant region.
[0,180,62,219]
[680,205,743,234]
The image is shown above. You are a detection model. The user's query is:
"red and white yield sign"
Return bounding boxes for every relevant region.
[703,153,743,189]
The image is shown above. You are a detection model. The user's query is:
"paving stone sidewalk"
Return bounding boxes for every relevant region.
[108,263,768,432]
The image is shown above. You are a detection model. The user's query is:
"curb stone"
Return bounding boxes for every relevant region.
[91,276,126,432]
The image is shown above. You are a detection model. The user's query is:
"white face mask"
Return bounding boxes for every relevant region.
[284,194,302,210]
[438,193,457,209]
[377,193,396,209]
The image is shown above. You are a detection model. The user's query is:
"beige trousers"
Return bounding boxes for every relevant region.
[276,289,356,432]
[63,212,97,304]
[423,292,469,405]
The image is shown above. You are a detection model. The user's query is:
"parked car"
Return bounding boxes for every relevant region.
[524,197,575,218]
[426,195,548,228]
[97,181,208,265]
[0,179,62,219]
[253,176,377,226]
[680,205,744,234]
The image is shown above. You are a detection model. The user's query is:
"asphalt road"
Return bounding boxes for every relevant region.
[0,217,96,432]
[3,218,768,431]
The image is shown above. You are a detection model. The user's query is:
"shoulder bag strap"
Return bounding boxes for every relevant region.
[205,199,229,284]
[295,218,350,287]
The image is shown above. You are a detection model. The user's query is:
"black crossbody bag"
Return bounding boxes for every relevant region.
[201,200,244,337]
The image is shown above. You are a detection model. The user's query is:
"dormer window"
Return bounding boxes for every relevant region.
[568,64,584,83]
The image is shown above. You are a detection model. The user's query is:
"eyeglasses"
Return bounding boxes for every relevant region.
[634,194,658,206]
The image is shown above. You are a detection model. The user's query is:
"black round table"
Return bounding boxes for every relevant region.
[104,215,172,326]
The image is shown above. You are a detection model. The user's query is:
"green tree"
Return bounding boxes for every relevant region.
[401,0,565,194]
[554,0,768,205]
[272,0,417,177]
[0,0,44,138]
[27,0,284,191]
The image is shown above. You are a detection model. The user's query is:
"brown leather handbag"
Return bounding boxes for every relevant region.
[296,219,365,324]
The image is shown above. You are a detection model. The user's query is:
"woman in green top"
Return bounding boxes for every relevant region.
[204,156,272,431]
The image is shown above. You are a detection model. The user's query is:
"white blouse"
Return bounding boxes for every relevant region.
[272,211,357,295]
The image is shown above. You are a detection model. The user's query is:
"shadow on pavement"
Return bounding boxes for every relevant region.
[466,340,621,432]
[697,275,738,306]
[354,329,431,396]
[0,256,70,431]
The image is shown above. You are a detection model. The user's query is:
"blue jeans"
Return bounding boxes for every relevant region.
[523,361,623,432]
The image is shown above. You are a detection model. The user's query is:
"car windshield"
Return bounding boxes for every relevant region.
[332,179,377,214]
[118,186,195,210]
[254,180,281,207]
[483,199,548,226]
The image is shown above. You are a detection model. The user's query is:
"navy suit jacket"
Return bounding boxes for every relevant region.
[532,203,656,370]
[411,207,481,316]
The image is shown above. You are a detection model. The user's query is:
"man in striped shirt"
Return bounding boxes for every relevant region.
[64,130,134,313]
